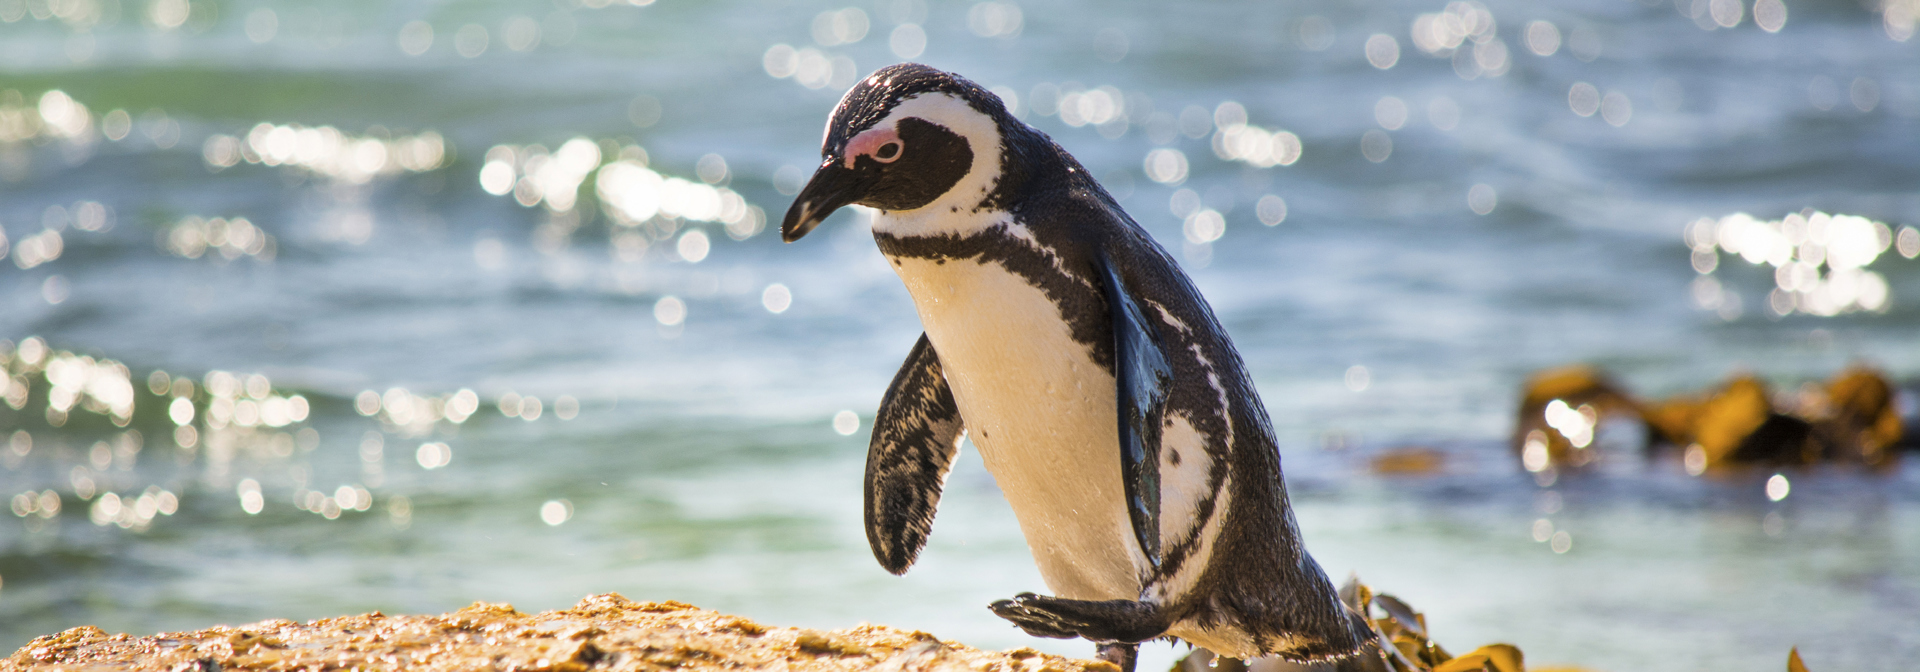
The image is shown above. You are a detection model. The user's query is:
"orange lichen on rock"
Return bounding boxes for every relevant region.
[1368,446,1447,476]
[3,594,1117,672]
[1514,363,1908,474]
[1806,367,1905,467]
[1647,374,1815,467]
[1510,366,1641,470]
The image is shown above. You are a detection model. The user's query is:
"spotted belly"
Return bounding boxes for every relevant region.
[887,254,1148,601]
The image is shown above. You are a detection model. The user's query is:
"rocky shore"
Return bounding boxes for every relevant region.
[4,594,1114,672]
[9,577,1611,672]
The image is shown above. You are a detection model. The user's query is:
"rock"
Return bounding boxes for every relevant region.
[3,594,1118,672]
[1510,366,1639,472]
[1513,364,1909,474]
[1368,446,1447,476]
[1805,367,1905,467]
[1645,374,1816,468]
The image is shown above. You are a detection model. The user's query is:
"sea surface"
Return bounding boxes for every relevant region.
[3,0,1920,669]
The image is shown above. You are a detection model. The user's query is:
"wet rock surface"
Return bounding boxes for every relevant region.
[1512,364,1912,475]
[3,594,1116,672]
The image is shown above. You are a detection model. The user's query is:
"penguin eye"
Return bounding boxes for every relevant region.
[874,141,902,162]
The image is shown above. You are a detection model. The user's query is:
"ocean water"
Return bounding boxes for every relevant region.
[3,0,1920,669]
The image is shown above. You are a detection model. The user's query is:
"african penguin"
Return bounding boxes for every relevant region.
[781,64,1373,670]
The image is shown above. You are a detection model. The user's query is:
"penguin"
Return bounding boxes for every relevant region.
[780,64,1373,671]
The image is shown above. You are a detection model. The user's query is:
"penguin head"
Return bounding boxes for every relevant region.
[782,63,1015,242]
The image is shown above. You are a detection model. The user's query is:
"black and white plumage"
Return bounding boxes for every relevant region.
[782,64,1372,667]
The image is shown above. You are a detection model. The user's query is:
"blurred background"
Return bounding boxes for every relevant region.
[3,0,1919,669]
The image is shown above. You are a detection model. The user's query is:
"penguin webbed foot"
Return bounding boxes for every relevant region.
[988,593,1080,639]
[1096,642,1140,672]
[988,592,1168,644]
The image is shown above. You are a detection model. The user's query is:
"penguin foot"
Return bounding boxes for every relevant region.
[988,592,1169,644]
[1095,642,1139,672]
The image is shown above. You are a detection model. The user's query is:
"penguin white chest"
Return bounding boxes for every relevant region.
[886,254,1147,601]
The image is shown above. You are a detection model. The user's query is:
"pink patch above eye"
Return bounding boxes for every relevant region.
[844,126,903,167]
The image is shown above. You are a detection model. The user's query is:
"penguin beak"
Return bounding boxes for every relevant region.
[782,159,871,243]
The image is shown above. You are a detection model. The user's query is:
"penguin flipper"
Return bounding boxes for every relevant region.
[1098,254,1173,567]
[865,332,965,575]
